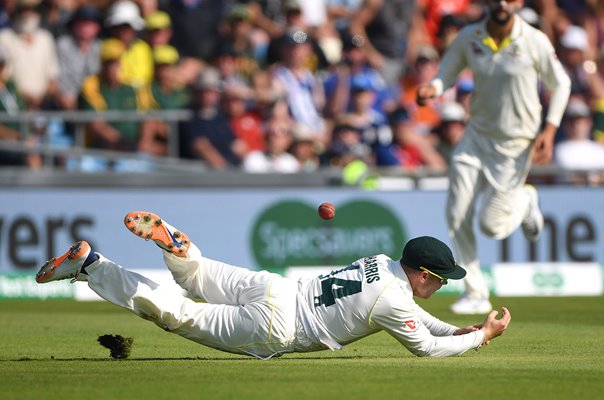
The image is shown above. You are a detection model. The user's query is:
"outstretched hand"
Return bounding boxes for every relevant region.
[480,307,511,344]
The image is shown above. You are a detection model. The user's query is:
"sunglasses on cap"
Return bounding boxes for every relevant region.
[419,266,448,285]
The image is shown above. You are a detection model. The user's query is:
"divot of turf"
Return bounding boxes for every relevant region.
[97,334,133,359]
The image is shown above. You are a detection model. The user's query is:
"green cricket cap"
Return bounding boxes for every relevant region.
[401,236,466,279]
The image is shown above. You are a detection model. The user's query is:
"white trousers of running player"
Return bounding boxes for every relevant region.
[84,243,298,359]
[446,128,533,299]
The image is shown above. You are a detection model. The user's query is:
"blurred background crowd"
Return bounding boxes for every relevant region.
[0,0,603,183]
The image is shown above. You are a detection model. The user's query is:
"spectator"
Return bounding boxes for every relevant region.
[420,0,470,47]
[180,67,242,168]
[55,5,102,110]
[105,0,153,89]
[376,105,446,169]
[273,30,327,145]
[265,0,328,70]
[134,0,158,17]
[557,24,604,99]
[583,0,604,57]
[349,0,416,86]
[143,10,198,89]
[0,1,15,30]
[39,0,78,38]
[435,13,466,54]
[242,118,299,173]
[160,0,224,84]
[0,0,59,109]
[324,30,394,120]
[308,0,342,66]
[433,101,466,164]
[250,69,295,128]
[0,45,36,168]
[78,39,142,153]
[290,123,321,171]
[218,3,262,75]
[138,45,191,157]
[223,81,265,157]
[326,0,364,32]
[246,0,286,40]
[140,45,191,110]
[326,119,373,168]
[143,10,172,49]
[216,43,251,88]
[554,97,604,185]
[341,74,394,163]
[399,45,442,137]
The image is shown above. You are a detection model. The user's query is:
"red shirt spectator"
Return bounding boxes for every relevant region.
[420,0,469,45]
[224,83,265,154]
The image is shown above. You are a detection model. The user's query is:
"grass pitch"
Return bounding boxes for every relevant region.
[0,296,602,400]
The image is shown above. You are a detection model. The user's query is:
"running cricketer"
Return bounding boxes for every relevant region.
[35,211,511,359]
[417,0,571,314]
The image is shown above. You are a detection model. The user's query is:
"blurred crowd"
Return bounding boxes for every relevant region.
[0,0,603,183]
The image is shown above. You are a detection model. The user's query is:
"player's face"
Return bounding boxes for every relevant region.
[414,271,447,299]
[487,0,524,25]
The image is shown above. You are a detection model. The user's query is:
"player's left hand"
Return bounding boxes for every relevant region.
[532,123,557,164]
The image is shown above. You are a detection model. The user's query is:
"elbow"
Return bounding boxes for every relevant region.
[406,341,453,358]
[407,344,435,358]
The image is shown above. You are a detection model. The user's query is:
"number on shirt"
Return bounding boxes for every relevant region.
[313,264,363,307]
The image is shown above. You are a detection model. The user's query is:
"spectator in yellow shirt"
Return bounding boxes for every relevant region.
[104,1,153,88]
[79,39,142,152]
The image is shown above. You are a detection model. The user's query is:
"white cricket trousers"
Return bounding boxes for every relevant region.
[85,243,298,359]
[446,128,533,299]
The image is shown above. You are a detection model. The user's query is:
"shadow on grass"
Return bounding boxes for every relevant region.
[7,354,365,362]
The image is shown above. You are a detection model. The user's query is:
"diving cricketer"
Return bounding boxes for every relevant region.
[36,211,511,359]
[417,0,571,314]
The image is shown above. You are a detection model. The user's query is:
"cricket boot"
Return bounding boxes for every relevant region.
[521,185,544,242]
[450,294,493,315]
[124,211,190,257]
[36,241,98,283]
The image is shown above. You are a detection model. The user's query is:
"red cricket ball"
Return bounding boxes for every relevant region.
[318,202,336,220]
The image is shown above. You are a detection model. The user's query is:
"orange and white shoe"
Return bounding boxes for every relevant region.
[36,241,94,283]
[124,211,190,257]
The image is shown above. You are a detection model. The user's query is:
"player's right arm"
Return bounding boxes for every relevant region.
[416,25,470,105]
[369,287,484,357]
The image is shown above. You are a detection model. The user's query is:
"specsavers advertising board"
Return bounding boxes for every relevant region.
[0,187,602,298]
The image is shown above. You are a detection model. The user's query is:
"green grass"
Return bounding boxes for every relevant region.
[0,297,602,400]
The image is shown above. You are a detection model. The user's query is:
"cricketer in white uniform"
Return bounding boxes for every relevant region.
[36,211,511,359]
[417,0,571,314]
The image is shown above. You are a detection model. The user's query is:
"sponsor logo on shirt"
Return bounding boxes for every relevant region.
[403,320,417,330]
[471,41,484,55]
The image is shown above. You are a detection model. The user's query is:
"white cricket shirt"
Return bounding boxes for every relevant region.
[296,254,484,357]
[431,16,570,139]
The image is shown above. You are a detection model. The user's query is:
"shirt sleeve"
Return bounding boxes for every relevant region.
[415,303,458,336]
[431,28,469,96]
[369,285,484,357]
[43,31,60,81]
[533,30,571,127]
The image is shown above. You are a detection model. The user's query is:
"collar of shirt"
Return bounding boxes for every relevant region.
[480,15,524,53]
[387,258,414,299]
